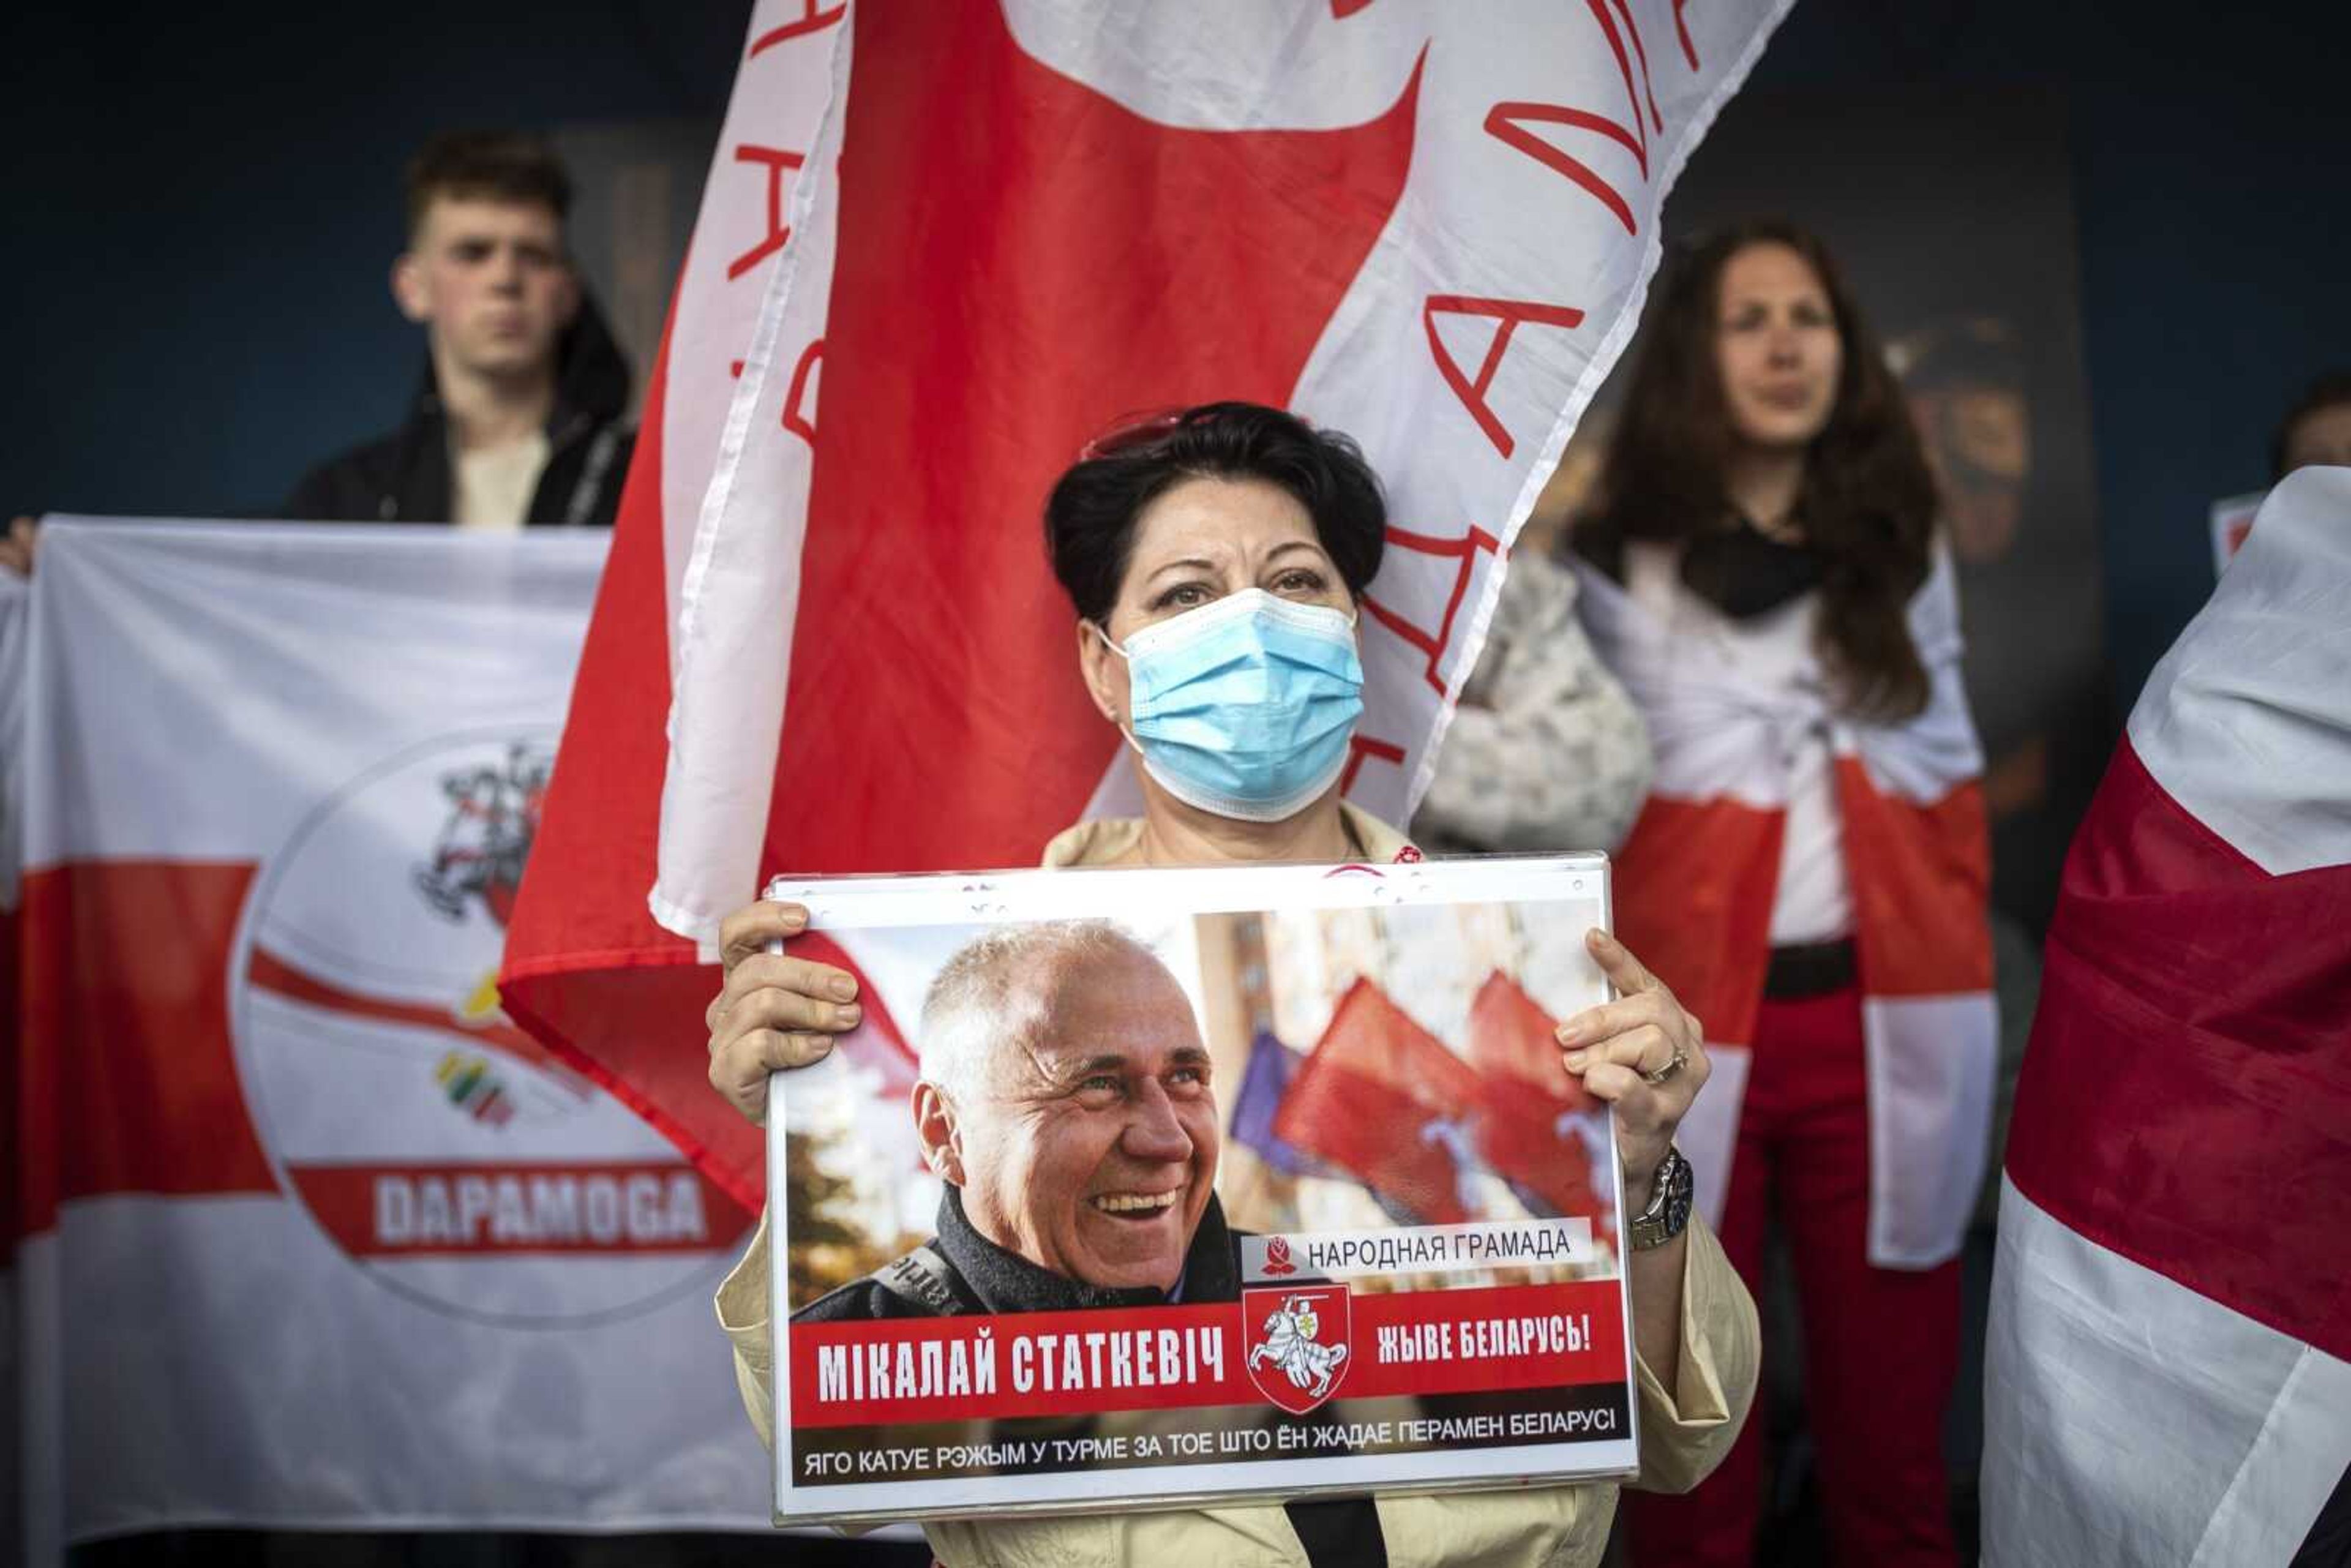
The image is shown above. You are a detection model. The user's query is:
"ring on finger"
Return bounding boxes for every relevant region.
[1640,1045,1687,1086]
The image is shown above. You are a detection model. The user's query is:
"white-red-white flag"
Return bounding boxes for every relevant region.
[1981,468,2351,1566]
[9,523,771,1562]
[501,0,1793,1209]
[0,566,27,1559]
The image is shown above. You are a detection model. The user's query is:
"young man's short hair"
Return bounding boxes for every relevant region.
[403,130,573,239]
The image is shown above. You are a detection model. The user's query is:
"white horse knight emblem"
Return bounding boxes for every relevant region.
[1243,1283,1354,1414]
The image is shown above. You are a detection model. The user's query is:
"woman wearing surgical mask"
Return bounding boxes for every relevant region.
[703,402,1760,1568]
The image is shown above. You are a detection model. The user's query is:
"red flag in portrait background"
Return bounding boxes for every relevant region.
[1465,972,1604,1224]
[1272,978,1485,1226]
[500,0,1794,1209]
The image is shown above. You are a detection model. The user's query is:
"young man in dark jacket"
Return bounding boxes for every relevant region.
[284,130,633,529]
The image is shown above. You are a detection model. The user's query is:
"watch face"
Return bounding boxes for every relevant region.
[1632,1152,1693,1250]
[1664,1166,1693,1234]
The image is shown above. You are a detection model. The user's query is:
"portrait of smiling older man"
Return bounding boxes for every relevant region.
[793,920,1237,1322]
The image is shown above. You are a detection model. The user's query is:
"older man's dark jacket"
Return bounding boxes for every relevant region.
[794,1185,1245,1321]
[792,1186,1385,1566]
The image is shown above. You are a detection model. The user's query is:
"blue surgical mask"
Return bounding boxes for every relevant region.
[1093,588,1365,823]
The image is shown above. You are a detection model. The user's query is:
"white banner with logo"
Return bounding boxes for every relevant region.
[7,522,774,1561]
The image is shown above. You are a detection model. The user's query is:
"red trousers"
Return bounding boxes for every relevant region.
[1625,983,1960,1568]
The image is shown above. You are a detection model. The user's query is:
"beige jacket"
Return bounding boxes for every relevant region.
[716,803,1759,1567]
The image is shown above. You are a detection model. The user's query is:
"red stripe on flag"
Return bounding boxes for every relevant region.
[15,862,279,1240]
[249,945,592,1092]
[763,0,1423,876]
[789,1278,1627,1428]
[1837,760,1992,997]
[2005,738,2351,1362]
[500,307,759,1206]
[1610,796,1779,1046]
[1,904,20,1255]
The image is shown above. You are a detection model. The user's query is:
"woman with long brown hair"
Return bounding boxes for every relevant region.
[1572,221,1995,1567]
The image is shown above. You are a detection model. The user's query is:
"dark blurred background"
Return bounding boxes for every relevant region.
[6,1,2344,715]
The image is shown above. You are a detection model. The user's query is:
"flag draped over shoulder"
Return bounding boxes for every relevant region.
[501,0,1793,1210]
[9,523,771,1562]
[1981,468,2351,1567]
[1577,546,1996,1267]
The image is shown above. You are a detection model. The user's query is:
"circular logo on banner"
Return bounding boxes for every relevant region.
[229,727,752,1328]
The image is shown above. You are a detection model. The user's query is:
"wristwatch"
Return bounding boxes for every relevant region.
[1628,1147,1694,1251]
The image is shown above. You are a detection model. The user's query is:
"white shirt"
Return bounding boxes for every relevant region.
[452,430,550,532]
[1759,603,1855,946]
[1622,544,1853,945]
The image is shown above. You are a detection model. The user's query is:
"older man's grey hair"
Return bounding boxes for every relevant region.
[918,920,1172,1102]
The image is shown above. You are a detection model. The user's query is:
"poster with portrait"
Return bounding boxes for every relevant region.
[762,855,1632,1523]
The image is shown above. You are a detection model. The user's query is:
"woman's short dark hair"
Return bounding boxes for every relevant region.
[1044,402,1387,626]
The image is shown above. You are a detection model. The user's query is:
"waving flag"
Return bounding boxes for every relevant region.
[1466,971,1604,1223]
[500,0,1793,1209]
[1229,1029,1329,1179]
[1273,978,1486,1225]
[1981,469,2351,1567]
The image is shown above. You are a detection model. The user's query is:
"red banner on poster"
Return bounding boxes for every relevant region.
[790,1279,1626,1430]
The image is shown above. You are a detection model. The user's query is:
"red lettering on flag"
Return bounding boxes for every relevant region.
[727,145,807,281]
[1482,1,1670,239]
[290,1161,751,1258]
[782,338,824,445]
[1595,0,1663,137]
[1341,733,1406,793]
[1360,522,1501,695]
[1484,102,1643,236]
[1674,0,1700,70]
[749,0,846,57]
[1331,0,1376,15]
[1423,295,1585,459]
